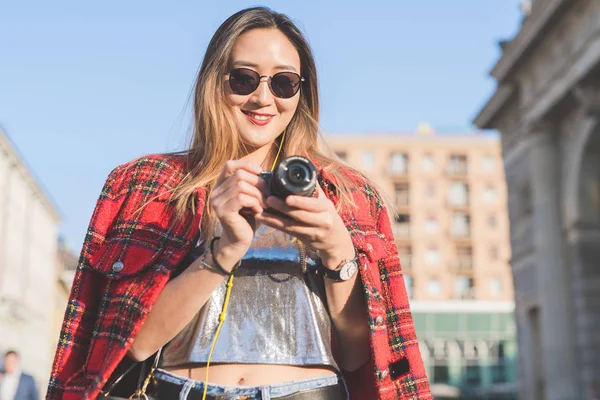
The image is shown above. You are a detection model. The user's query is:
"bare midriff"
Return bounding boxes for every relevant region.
[164,364,337,386]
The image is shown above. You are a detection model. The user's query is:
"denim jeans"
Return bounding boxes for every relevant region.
[152,369,349,400]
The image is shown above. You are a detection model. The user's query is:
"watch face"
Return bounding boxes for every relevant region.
[340,260,358,280]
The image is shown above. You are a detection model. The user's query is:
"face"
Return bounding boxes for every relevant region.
[4,354,19,374]
[226,28,302,163]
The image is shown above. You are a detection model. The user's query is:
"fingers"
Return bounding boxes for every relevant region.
[217,160,262,183]
[262,198,325,226]
[222,193,263,215]
[256,212,319,240]
[213,180,265,214]
[268,192,330,213]
[211,160,269,217]
[213,170,267,205]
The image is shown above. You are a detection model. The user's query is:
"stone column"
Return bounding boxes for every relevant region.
[515,307,537,400]
[529,122,580,400]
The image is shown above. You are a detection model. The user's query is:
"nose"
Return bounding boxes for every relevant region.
[249,77,274,106]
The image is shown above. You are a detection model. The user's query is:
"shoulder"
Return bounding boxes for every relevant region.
[338,166,379,194]
[318,160,376,192]
[319,163,384,214]
[102,153,188,200]
[20,373,35,383]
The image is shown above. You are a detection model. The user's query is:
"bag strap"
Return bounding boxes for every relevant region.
[101,362,140,396]
[133,347,162,398]
[101,347,162,398]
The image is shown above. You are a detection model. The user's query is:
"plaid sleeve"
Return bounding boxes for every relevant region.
[47,164,130,399]
[47,155,196,400]
[371,194,431,399]
[333,172,431,400]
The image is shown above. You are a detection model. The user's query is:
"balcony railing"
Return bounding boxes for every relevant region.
[446,164,468,177]
[393,223,411,238]
[389,166,409,176]
[453,288,476,300]
[395,194,410,208]
[448,198,469,208]
[452,257,473,273]
[451,227,471,238]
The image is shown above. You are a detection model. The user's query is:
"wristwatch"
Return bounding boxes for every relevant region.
[318,257,359,281]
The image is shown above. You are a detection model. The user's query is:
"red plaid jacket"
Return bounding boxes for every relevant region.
[47,154,431,400]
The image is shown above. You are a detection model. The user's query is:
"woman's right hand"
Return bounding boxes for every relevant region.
[209,160,267,271]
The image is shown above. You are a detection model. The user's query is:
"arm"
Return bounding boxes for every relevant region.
[28,375,40,400]
[47,165,127,398]
[127,247,238,361]
[48,156,201,398]
[129,160,268,361]
[320,246,371,371]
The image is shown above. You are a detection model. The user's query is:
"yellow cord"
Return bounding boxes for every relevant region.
[270,130,286,171]
[202,273,235,399]
[202,132,285,400]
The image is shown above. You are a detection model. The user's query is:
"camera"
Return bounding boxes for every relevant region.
[260,155,317,199]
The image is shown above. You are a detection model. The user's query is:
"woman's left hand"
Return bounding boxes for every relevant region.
[254,184,355,267]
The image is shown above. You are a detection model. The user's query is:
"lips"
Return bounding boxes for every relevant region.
[242,110,275,126]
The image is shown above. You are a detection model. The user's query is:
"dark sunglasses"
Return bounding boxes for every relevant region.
[226,68,304,99]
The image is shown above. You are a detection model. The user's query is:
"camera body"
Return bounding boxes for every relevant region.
[261,155,317,199]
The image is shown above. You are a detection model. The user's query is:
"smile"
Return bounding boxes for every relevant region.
[242,110,275,126]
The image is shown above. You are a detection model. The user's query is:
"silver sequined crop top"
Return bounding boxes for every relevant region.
[161,224,339,370]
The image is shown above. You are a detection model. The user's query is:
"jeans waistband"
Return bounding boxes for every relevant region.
[152,369,348,400]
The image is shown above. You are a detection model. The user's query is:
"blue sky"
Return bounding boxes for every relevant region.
[0,1,523,250]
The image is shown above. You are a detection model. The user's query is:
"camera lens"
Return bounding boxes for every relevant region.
[270,156,317,198]
[288,164,309,185]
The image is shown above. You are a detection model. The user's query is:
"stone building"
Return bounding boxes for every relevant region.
[474,0,600,399]
[0,128,61,394]
[326,126,517,398]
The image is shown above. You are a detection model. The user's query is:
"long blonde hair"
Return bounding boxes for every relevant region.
[171,7,384,236]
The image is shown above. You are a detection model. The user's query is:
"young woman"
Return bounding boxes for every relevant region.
[48,7,431,400]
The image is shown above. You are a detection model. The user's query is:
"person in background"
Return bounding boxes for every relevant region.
[0,351,38,400]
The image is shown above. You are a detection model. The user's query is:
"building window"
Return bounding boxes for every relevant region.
[425,183,436,199]
[427,279,442,296]
[398,245,412,270]
[490,246,499,261]
[390,152,408,175]
[361,151,374,169]
[465,365,482,386]
[404,275,414,299]
[491,342,507,383]
[447,154,468,176]
[425,216,439,233]
[485,185,498,202]
[394,183,410,207]
[451,213,471,237]
[490,278,502,297]
[421,154,435,171]
[449,182,469,207]
[488,214,497,230]
[454,275,474,299]
[482,155,494,171]
[491,363,507,384]
[335,151,347,160]
[497,341,505,359]
[394,214,410,238]
[425,247,440,264]
[455,246,473,272]
[433,365,449,384]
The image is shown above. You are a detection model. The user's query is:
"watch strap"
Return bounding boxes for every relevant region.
[318,257,358,281]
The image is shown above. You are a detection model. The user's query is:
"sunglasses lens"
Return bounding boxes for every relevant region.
[271,72,301,98]
[229,69,259,95]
